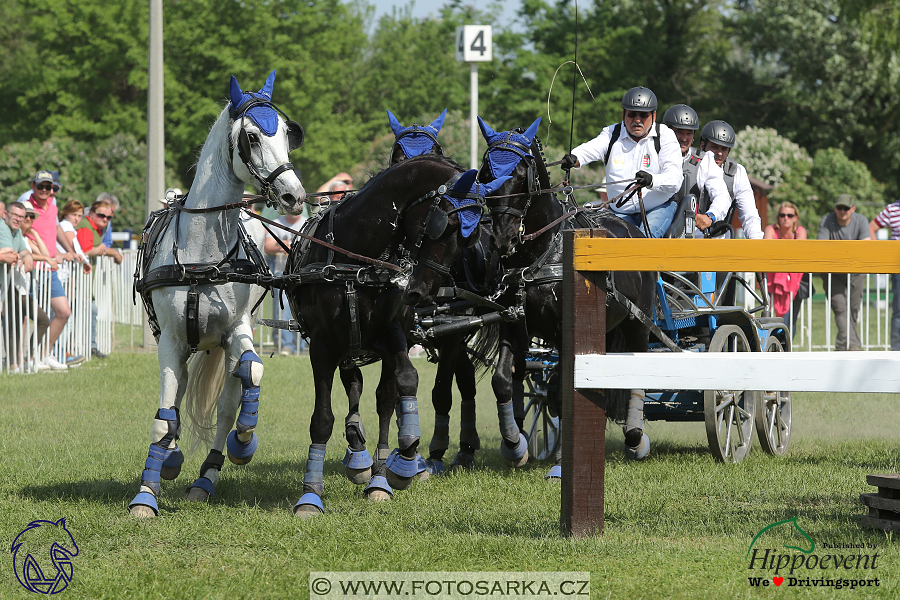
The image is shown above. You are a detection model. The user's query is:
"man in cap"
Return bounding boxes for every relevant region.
[560,86,683,238]
[24,170,82,370]
[817,194,870,350]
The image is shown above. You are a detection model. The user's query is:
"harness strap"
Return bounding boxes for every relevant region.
[346,282,361,353]
[186,282,200,352]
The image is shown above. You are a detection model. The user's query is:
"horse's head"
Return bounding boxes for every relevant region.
[401,168,509,306]
[388,109,447,165]
[229,70,306,214]
[476,117,542,257]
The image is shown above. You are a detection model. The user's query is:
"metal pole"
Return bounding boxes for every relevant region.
[144,0,164,349]
[470,62,478,169]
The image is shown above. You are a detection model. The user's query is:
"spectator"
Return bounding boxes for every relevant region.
[74,199,115,359]
[0,201,6,219]
[817,194,871,351]
[94,192,123,264]
[263,210,306,355]
[0,202,52,372]
[869,198,900,351]
[23,171,80,370]
[312,172,353,216]
[57,201,93,284]
[764,201,808,333]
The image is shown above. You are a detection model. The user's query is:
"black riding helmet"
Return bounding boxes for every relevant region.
[621,87,658,112]
[700,120,736,148]
[663,104,699,130]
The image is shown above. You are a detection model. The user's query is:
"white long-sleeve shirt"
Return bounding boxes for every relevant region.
[706,160,763,239]
[571,122,684,214]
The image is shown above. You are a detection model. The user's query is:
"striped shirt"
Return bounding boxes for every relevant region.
[874,201,900,240]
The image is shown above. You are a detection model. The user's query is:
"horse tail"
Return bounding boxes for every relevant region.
[183,346,227,453]
[468,321,500,379]
[604,325,630,422]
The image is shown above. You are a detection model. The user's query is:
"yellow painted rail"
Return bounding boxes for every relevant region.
[572,235,900,273]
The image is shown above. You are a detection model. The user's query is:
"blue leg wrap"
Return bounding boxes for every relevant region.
[364,475,393,497]
[294,492,324,514]
[386,448,420,478]
[188,450,224,497]
[233,350,262,388]
[227,352,262,463]
[395,396,420,451]
[303,444,326,497]
[226,429,259,462]
[498,402,527,463]
[545,464,562,480]
[129,491,159,515]
[342,447,374,470]
[424,458,445,475]
[189,476,216,497]
[162,447,184,470]
[134,407,180,505]
[416,453,428,475]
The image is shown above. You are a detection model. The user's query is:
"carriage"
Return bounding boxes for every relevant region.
[516,265,794,466]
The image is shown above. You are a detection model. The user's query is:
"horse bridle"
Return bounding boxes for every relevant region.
[390,125,444,160]
[230,96,305,208]
[403,173,487,278]
[482,133,540,244]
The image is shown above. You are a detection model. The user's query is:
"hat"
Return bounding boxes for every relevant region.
[834,193,854,209]
[33,170,54,184]
[21,200,37,217]
[51,171,60,191]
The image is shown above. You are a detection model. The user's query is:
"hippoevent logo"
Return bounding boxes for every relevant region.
[746,517,880,590]
[10,518,79,594]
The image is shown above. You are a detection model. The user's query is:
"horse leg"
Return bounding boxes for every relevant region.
[426,335,463,475]
[381,322,425,491]
[186,351,240,502]
[129,334,190,517]
[490,323,528,468]
[363,358,397,501]
[294,341,336,517]
[449,343,480,471]
[340,366,373,484]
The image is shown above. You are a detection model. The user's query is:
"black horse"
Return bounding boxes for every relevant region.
[385,110,503,474]
[284,155,497,515]
[476,117,657,474]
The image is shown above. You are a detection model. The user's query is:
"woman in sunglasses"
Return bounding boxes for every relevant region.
[764,201,807,332]
[73,200,114,257]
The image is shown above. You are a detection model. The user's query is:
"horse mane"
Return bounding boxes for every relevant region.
[360,154,466,192]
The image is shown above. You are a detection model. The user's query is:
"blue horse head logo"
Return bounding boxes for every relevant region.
[229,70,279,136]
[11,518,79,595]
[388,109,447,160]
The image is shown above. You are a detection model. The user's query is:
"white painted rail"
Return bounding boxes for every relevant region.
[576,352,900,394]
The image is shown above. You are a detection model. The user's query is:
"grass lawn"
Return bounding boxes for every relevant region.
[1,349,898,599]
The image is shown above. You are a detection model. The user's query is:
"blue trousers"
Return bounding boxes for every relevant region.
[617,199,678,239]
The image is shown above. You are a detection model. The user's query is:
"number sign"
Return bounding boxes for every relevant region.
[455,25,492,62]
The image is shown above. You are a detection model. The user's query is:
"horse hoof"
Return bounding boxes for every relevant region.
[386,470,415,491]
[345,466,372,485]
[294,504,324,518]
[129,504,157,519]
[293,492,324,517]
[501,435,529,469]
[160,465,182,480]
[449,451,475,471]
[415,469,430,482]
[366,489,392,502]
[186,487,210,503]
[504,454,529,469]
[624,433,651,461]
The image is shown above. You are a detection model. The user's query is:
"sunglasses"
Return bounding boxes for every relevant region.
[36,183,53,191]
[625,111,652,120]
[778,212,796,218]
[835,205,851,211]
[52,185,60,193]
[93,212,113,221]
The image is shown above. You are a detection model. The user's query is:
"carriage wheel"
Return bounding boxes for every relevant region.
[523,376,560,461]
[704,325,757,463]
[755,336,792,456]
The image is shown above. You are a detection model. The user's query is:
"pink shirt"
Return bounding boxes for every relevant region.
[29,193,59,258]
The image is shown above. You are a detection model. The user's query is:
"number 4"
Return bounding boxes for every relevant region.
[458,30,465,55]
[470,30,486,56]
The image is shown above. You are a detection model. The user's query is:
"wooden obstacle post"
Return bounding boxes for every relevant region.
[560,229,608,537]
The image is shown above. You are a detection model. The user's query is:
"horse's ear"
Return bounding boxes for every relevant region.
[230,75,244,109]
[387,110,405,137]
[452,169,479,193]
[477,116,496,142]
[522,117,542,144]
[429,109,448,134]
[483,175,512,196]
[259,69,276,99]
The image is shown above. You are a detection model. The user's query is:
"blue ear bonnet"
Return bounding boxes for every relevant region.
[478,116,542,179]
[444,169,510,238]
[388,109,446,158]
[230,70,279,136]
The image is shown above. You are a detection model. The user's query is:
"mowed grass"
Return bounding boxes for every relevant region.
[1,350,898,599]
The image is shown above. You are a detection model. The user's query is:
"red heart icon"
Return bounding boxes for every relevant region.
[773,577,784,586]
